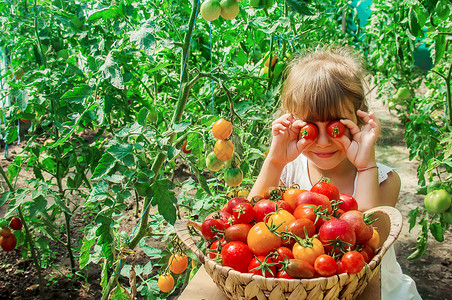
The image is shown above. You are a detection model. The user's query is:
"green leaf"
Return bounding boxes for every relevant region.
[12,89,29,112]
[53,196,72,215]
[28,195,48,219]
[87,180,110,203]
[0,192,11,208]
[110,284,131,299]
[61,85,93,104]
[408,7,420,37]
[408,207,420,231]
[129,20,157,55]
[92,152,117,180]
[88,5,122,21]
[151,179,177,225]
[108,144,135,167]
[429,222,444,242]
[286,0,313,15]
[100,52,124,89]
[434,34,446,64]
[172,122,190,133]
[79,236,96,269]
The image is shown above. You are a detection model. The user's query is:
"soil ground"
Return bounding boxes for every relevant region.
[0,92,451,299]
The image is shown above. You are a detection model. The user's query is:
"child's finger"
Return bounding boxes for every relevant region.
[272,124,288,135]
[340,119,360,136]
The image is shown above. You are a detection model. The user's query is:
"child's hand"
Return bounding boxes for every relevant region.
[340,110,381,169]
[267,114,311,166]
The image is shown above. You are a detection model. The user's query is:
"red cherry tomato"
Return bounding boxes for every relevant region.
[201,218,225,241]
[0,234,17,251]
[341,251,365,274]
[339,210,373,245]
[300,123,318,140]
[276,269,294,279]
[326,120,345,138]
[9,217,22,230]
[208,239,226,259]
[338,193,358,212]
[314,254,337,277]
[221,241,254,273]
[318,219,356,254]
[232,202,255,224]
[274,246,294,269]
[248,256,277,277]
[295,191,332,214]
[223,197,249,214]
[310,180,340,202]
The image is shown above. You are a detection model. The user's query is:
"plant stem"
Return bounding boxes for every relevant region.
[100,1,201,298]
[0,167,44,299]
[18,205,45,299]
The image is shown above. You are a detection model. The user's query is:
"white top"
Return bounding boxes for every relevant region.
[279,154,422,300]
[281,154,394,196]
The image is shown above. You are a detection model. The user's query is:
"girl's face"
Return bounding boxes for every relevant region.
[299,105,358,171]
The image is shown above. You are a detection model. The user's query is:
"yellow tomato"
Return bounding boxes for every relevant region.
[266,210,295,232]
[292,237,324,266]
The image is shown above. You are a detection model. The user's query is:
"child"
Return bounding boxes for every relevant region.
[248,47,422,299]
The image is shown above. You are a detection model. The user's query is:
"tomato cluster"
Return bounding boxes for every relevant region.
[158,252,189,293]
[200,0,240,22]
[0,217,22,252]
[200,181,379,279]
[206,118,244,187]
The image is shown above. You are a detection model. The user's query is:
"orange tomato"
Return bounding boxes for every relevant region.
[214,139,234,161]
[292,237,325,266]
[367,228,380,251]
[158,274,174,293]
[283,188,306,209]
[212,118,233,140]
[169,253,188,274]
[247,222,281,256]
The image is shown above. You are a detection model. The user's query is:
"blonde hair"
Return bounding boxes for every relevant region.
[281,47,368,126]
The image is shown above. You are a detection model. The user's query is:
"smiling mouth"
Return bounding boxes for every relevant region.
[314,152,336,158]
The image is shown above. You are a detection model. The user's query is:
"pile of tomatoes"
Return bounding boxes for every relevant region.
[200,181,380,279]
[0,217,22,252]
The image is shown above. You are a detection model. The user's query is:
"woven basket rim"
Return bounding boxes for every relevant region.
[174,205,402,284]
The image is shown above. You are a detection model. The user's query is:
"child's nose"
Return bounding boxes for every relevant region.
[316,127,331,146]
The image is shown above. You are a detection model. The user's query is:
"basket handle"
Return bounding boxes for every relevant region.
[174,219,207,264]
[364,205,403,259]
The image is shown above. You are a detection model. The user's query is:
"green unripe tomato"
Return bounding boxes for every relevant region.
[424,189,451,213]
[249,0,261,8]
[273,61,285,79]
[224,166,243,187]
[200,0,221,21]
[206,151,224,172]
[394,87,410,101]
[220,0,239,20]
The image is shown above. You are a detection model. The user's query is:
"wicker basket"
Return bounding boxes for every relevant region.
[174,206,402,300]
